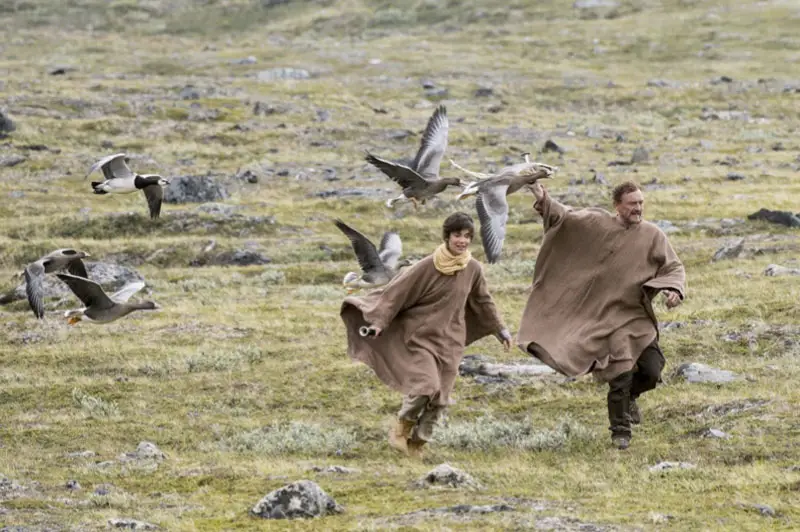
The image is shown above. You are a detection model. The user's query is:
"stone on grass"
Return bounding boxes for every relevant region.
[309,465,360,475]
[414,464,483,490]
[164,175,229,204]
[258,68,311,81]
[747,208,800,228]
[107,518,159,530]
[119,441,166,462]
[673,363,740,384]
[649,461,696,472]
[630,146,649,164]
[702,428,730,439]
[711,238,744,261]
[0,155,25,167]
[0,110,15,133]
[764,264,800,276]
[251,480,343,519]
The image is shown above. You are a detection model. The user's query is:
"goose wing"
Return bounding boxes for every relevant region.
[475,184,511,264]
[66,258,88,279]
[365,152,431,189]
[23,262,46,319]
[141,185,164,219]
[110,280,145,303]
[378,231,403,270]
[334,219,385,275]
[412,104,449,178]
[85,153,132,181]
[55,273,115,310]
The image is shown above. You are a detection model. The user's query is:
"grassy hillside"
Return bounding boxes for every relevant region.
[0,0,798,529]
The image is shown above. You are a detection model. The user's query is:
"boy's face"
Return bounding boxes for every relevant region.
[447,229,472,255]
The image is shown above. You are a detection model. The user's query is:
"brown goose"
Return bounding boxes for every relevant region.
[334,219,411,292]
[453,153,557,263]
[23,249,90,319]
[86,153,170,219]
[57,273,159,325]
[364,105,462,208]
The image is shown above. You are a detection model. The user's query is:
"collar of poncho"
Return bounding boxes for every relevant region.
[433,244,471,275]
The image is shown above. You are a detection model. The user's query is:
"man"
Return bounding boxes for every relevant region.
[341,212,512,459]
[517,181,685,450]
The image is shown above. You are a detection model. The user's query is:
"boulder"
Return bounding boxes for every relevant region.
[251,480,343,519]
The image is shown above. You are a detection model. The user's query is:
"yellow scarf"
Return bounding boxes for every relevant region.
[433,243,472,275]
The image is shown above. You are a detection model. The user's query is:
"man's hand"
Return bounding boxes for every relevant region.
[526,181,546,202]
[501,338,511,352]
[498,329,512,352]
[663,290,681,309]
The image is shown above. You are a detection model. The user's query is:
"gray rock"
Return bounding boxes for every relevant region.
[574,0,619,7]
[401,503,515,520]
[744,503,776,517]
[424,87,448,98]
[0,262,144,307]
[764,264,800,276]
[164,175,229,204]
[311,188,390,199]
[309,465,360,475]
[647,79,679,88]
[474,87,494,97]
[231,56,257,65]
[747,208,800,228]
[702,428,730,439]
[315,109,331,122]
[653,220,680,233]
[414,464,483,490]
[194,202,238,217]
[673,363,740,384]
[631,146,649,164]
[191,249,272,267]
[258,68,311,81]
[65,479,81,490]
[701,399,769,417]
[251,480,343,519]
[119,441,166,462]
[0,154,26,167]
[107,518,159,530]
[712,238,745,261]
[65,450,96,459]
[649,461,697,472]
[726,172,746,181]
[0,110,15,133]
[179,85,200,100]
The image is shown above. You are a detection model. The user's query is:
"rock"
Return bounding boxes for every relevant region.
[253,101,287,115]
[309,465,360,475]
[49,66,76,75]
[258,68,311,81]
[251,480,343,519]
[424,87,448,98]
[459,355,558,384]
[653,220,680,233]
[179,85,200,100]
[0,262,145,307]
[710,75,734,84]
[726,172,746,181]
[311,188,389,199]
[747,208,800,228]
[191,249,272,267]
[164,175,229,204]
[592,171,608,185]
[65,480,81,490]
[543,139,566,154]
[631,146,649,164]
[649,461,697,472]
[741,503,776,517]
[702,428,730,439]
[66,450,96,459]
[673,363,740,384]
[712,238,745,261]
[0,154,26,167]
[420,79,437,89]
[231,56,257,65]
[414,464,483,490]
[702,399,769,417]
[400,503,515,520]
[235,169,259,184]
[0,110,15,133]
[474,87,494,97]
[107,518,159,530]
[764,264,800,276]
[119,441,166,462]
[315,109,331,122]
[647,79,679,88]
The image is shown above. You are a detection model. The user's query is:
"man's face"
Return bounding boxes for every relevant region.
[446,229,473,255]
[615,189,644,225]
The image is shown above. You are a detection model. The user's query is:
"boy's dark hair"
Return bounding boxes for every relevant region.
[612,181,641,204]
[442,212,475,241]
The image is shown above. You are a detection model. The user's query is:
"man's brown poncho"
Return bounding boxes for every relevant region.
[341,255,505,406]
[517,192,686,382]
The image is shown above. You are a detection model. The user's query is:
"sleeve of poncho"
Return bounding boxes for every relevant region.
[360,261,430,331]
[643,231,686,300]
[465,266,505,345]
[533,190,571,232]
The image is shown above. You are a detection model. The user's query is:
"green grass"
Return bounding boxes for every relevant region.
[1,0,799,530]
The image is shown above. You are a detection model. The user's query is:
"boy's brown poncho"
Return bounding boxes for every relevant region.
[517,192,686,382]
[341,255,505,406]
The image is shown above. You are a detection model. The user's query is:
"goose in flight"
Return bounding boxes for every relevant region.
[364,105,463,208]
[453,153,557,263]
[334,219,411,291]
[86,153,170,219]
[57,273,160,325]
[23,248,91,319]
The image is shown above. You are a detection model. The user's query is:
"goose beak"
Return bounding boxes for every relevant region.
[67,316,81,325]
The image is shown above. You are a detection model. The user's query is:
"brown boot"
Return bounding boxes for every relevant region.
[388,418,415,455]
[407,437,427,459]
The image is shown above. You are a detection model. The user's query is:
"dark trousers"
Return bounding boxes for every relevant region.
[607,342,665,437]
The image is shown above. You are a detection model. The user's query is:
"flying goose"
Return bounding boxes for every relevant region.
[364,105,463,208]
[57,273,159,325]
[86,153,170,219]
[334,218,411,292]
[452,153,557,263]
[23,248,91,319]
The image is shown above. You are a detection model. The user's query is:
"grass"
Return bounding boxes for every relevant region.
[1,0,799,530]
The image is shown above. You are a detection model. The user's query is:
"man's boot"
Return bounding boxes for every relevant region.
[608,371,634,450]
[630,399,641,425]
[611,433,630,450]
[407,436,427,459]
[388,418,415,455]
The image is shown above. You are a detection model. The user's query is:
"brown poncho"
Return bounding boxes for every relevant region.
[516,192,686,381]
[341,254,505,406]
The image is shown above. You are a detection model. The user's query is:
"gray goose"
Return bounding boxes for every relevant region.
[452,153,557,263]
[23,248,91,319]
[57,273,159,325]
[364,105,462,208]
[334,219,410,292]
[86,153,170,219]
